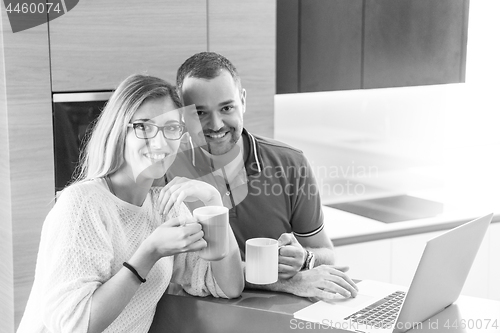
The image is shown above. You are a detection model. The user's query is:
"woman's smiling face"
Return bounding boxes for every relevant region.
[123,96,182,182]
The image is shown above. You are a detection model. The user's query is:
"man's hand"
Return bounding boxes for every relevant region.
[285,265,359,301]
[277,233,307,279]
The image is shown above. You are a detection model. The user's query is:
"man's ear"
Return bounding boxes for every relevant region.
[241,88,247,113]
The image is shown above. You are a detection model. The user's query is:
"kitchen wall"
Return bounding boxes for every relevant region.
[275,0,500,205]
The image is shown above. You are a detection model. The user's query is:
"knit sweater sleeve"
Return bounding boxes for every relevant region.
[149,188,228,298]
[37,184,115,332]
[172,251,228,298]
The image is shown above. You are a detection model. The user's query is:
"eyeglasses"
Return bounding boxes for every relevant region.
[127,122,185,140]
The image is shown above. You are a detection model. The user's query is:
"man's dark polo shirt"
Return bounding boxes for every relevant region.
[167,128,324,258]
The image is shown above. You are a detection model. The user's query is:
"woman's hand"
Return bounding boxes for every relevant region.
[157,177,223,215]
[146,216,207,260]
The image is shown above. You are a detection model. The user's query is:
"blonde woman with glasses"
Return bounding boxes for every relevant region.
[17,74,244,333]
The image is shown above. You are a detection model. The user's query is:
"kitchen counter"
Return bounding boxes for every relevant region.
[149,286,500,333]
[322,203,499,246]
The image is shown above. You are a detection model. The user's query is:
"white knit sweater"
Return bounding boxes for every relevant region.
[17,179,226,333]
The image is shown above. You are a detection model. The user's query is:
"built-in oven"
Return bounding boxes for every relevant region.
[52,92,113,192]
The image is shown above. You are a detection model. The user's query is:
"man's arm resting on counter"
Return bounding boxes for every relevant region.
[244,264,358,300]
[296,229,336,266]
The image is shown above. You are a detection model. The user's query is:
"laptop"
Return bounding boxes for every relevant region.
[294,213,493,333]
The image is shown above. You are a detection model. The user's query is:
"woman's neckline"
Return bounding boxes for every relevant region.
[105,175,116,196]
[101,177,150,209]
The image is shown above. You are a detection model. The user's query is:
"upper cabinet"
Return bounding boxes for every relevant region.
[48,0,275,137]
[49,0,207,91]
[208,0,276,137]
[277,0,469,94]
[300,0,363,93]
[363,0,469,89]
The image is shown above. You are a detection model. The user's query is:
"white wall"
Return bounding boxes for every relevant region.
[274,0,500,205]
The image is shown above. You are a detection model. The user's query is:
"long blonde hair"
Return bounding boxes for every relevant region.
[72,74,181,185]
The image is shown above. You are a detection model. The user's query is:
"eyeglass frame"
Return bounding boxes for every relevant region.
[127,121,185,140]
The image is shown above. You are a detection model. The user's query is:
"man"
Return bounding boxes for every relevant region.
[169,52,358,301]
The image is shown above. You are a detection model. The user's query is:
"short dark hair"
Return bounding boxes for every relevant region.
[176,52,241,93]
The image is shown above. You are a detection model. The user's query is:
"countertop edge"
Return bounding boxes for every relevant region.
[329,211,500,246]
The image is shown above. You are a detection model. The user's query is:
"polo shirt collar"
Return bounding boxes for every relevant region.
[242,128,262,176]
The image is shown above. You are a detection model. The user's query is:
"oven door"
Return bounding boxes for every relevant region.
[53,92,112,191]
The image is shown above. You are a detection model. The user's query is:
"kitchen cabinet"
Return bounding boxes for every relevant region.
[334,238,392,283]
[277,0,363,93]
[489,223,500,300]
[207,0,276,137]
[276,0,299,94]
[390,231,441,287]
[49,0,275,137]
[49,0,207,91]
[363,0,468,89]
[300,0,363,92]
[277,0,469,94]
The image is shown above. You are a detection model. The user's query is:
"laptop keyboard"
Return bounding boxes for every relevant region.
[344,291,406,327]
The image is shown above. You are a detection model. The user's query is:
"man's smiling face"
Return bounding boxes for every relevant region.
[181,70,246,156]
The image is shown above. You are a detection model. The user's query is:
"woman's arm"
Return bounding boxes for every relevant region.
[209,225,245,298]
[87,245,153,333]
[88,215,205,333]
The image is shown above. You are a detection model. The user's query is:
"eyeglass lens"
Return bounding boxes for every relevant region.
[133,123,183,140]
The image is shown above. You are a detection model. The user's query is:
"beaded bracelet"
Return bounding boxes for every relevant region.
[123,262,146,283]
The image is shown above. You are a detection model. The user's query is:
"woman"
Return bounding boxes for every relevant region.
[17,74,244,333]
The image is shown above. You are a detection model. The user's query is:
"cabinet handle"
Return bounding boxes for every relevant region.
[53,92,113,103]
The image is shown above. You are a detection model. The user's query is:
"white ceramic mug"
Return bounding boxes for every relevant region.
[245,238,279,284]
[193,206,229,261]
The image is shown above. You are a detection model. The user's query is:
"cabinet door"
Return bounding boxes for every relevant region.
[363,0,468,89]
[461,226,490,299]
[489,223,500,300]
[391,231,441,287]
[207,0,276,138]
[300,0,363,92]
[276,0,299,94]
[49,0,207,91]
[334,239,392,283]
